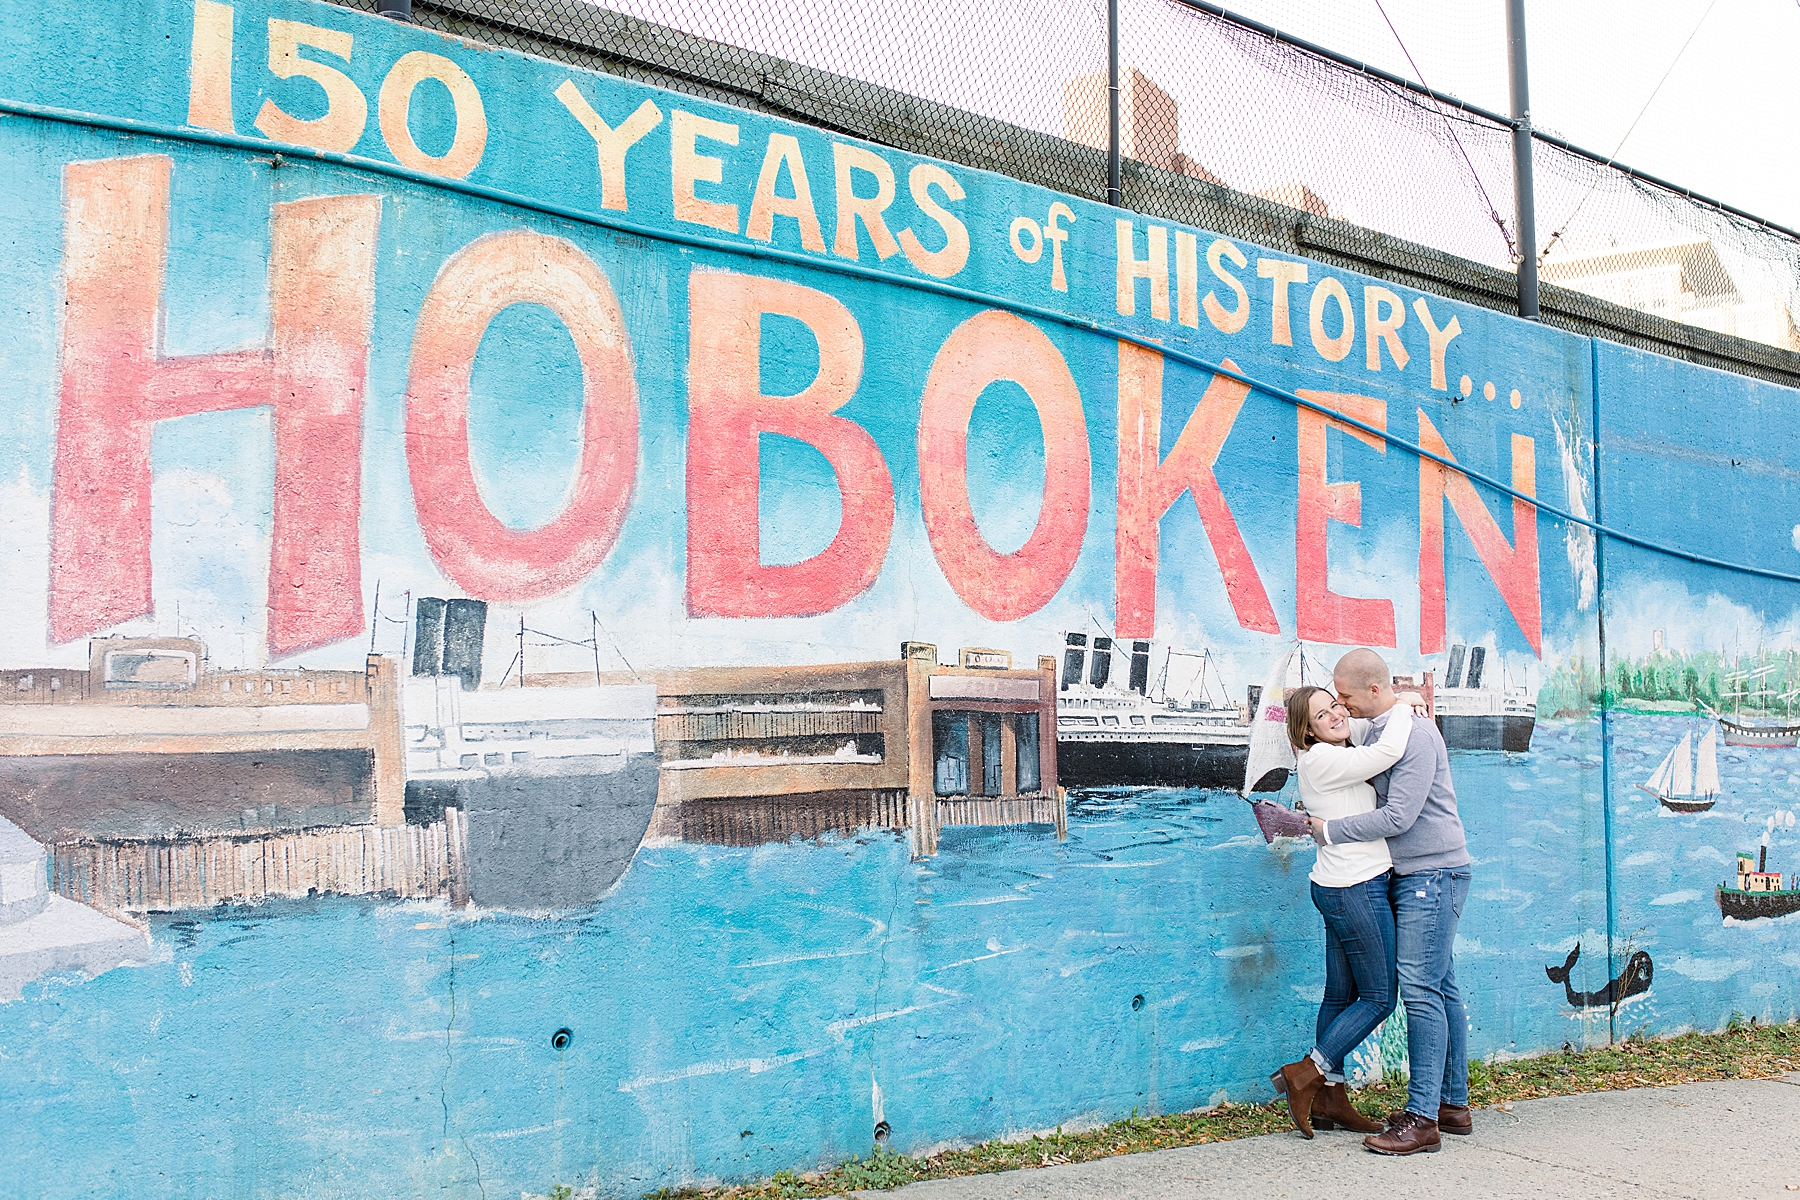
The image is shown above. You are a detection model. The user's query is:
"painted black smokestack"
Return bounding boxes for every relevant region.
[412,597,446,678]
[442,599,488,692]
[1088,638,1112,689]
[377,0,412,21]
[1061,634,1086,692]
[412,596,487,690]
[1129,640,1151,696]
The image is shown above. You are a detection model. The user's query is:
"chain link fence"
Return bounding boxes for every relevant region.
[330,0,1800,353]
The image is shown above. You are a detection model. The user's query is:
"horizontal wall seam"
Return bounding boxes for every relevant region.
[6,96,1796,586]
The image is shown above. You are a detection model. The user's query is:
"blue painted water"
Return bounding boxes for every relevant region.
[2,715,1796,1198]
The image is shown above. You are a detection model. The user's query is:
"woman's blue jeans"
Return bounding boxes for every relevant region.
[1309,871,1398,1080]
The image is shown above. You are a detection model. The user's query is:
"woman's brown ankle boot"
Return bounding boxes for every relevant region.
[1269,1057,1326,1138]
[1310,1082,1385,1133]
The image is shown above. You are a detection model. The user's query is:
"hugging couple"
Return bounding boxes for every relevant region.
[1268,648,1473,1156]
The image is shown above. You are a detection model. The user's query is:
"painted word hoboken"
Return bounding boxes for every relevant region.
[4,2,1794,1199]
[46,0,1542,661]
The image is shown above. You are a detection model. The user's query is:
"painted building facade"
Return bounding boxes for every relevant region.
[0,1,1796,1194]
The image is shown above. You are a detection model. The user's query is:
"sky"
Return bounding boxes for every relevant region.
[1219,0,1800,232]
[598,0,1800,280]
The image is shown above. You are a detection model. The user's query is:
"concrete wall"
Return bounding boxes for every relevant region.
[0,1,1795,1195]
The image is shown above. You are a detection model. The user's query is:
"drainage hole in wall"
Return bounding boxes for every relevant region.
[1131,994,1145,1011]
[551,1027,573,1051]
[873,1121,891,1144]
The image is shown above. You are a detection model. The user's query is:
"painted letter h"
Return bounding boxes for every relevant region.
[50,155,381,658]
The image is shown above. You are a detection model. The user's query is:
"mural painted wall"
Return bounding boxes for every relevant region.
[0,0,1793,1194]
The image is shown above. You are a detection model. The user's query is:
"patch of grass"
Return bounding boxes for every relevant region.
[644,1021,1800,1199]
[1441,1018,1800,1104]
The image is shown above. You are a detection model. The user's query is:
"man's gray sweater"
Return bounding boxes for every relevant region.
[1324,705,1470,875]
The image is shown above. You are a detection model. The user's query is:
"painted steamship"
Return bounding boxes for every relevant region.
[1390,643,1536,752]
[1053,633,1284,792]
[1428,643,1536,752]
[400,598,658,912]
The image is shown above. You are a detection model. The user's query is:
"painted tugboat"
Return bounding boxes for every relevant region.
[1636,725,1721,813]
[1716,845,1800,920]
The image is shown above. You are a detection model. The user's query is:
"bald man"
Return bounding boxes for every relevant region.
[1308,647,1471,1156]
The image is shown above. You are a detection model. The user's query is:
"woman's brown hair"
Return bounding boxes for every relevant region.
[1285,684,1332,753]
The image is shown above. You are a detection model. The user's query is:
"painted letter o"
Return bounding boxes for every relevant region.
[1309,277,1355,363]
[918,310,1090,622]
[379,51,487,178]
[406,230,637,600]
[1009,217,1043,263]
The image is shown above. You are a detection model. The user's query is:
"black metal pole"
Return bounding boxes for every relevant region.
[377,0,413,21]
[1506,0,1538,319]
[1107,0,1122,206]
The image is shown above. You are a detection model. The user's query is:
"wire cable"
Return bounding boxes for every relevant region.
[1539,0,1721,266]
[1368,0,1516,260]
[592,610,641,682]
[8,98,1800,589]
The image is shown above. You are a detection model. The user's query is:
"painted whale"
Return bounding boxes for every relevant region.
[1545,944,1653,1008]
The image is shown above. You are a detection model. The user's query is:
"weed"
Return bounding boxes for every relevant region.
[641,1020,1800,1199]
[834,1147,918,1191]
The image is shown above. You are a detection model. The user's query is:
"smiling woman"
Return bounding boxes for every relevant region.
[1270,693,1412,1137]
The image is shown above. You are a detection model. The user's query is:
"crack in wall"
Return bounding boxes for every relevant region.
[440,921,488,1200]
[866,859,907,1141]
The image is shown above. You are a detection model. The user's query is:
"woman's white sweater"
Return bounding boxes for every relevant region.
[1295,709,1411,887]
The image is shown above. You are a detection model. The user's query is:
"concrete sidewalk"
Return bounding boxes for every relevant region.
[859,1074,1800,1200]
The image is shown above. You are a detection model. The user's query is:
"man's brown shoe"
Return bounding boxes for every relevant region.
[1310,1082,1385,1133]
[1363,1110,1440,1155]
[1269,1057,1326,1139]
[1386,1103,1473,1131]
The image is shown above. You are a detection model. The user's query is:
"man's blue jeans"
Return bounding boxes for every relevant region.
[1310,871,1397,1080]
[1392,867,1472,1116]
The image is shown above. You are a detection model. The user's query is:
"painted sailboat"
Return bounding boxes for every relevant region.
[1713,712,1800,749]
[1635,726,1720,813]
[1709,663,1800,748]
[1242,645,1309,841]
